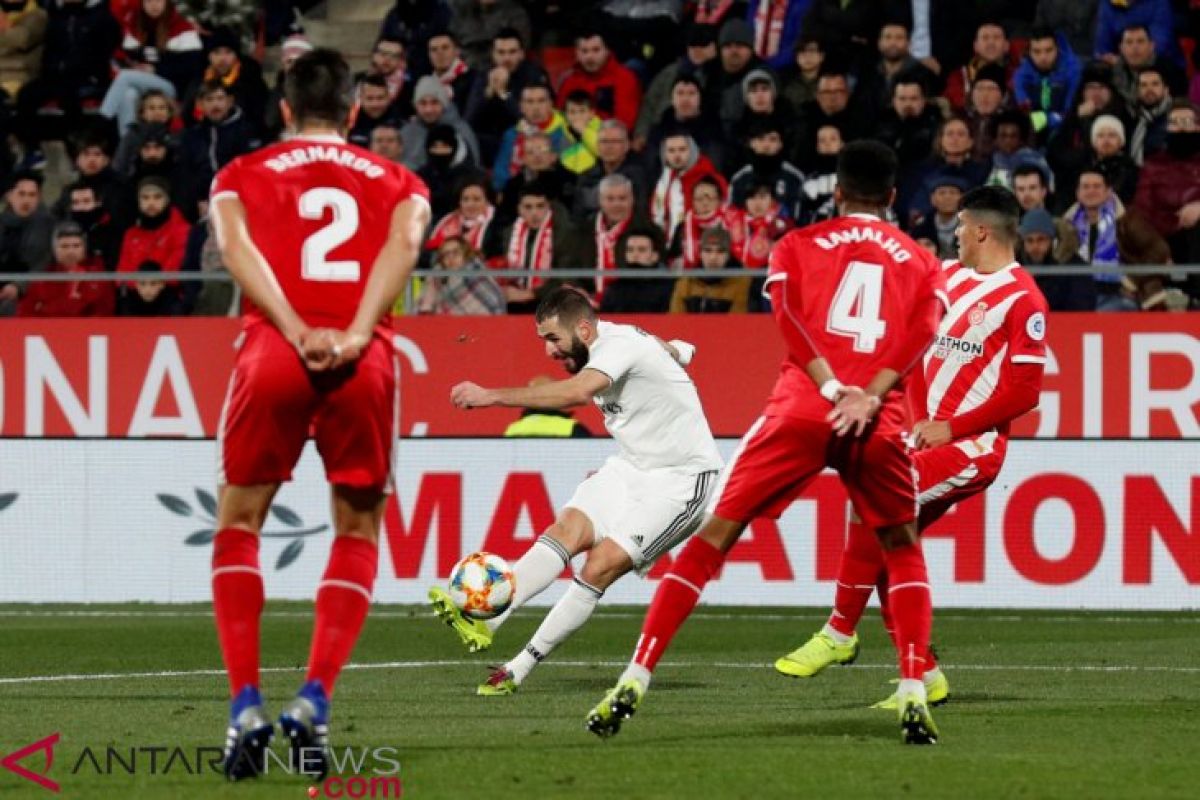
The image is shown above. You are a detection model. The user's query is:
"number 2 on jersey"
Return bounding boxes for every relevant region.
[299,188,360,281]
[827,260,886,352]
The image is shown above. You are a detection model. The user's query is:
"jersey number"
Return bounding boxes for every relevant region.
[299,188,360,281]
[827,260,886,353]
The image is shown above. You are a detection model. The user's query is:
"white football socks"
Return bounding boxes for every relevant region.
[821,623,855,645]
[485,535,572,633]
[507,577,603,683]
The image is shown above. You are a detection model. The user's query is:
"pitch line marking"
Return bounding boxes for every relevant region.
[1,610,1198,624]
[3,660,1200,686]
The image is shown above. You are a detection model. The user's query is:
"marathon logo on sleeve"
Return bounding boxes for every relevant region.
[265,145,386,178]
[813,226,912,262]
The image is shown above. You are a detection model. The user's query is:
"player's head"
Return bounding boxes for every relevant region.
[283,47,354,132]
[833,140,898,214]
[535,287,597,374]
[955,185,1021,266]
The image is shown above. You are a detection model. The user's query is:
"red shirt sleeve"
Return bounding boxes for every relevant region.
[210,158,244,203]
[1005,289,1049,367]
[766,235,821,367]
[948,361,1044,438]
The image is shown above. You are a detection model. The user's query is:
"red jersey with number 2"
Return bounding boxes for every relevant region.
[763,213,946,427]
[210,134,429,330]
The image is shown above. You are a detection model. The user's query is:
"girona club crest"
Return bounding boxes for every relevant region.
[968,302,988,326]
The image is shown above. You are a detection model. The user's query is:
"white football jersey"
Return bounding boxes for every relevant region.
[585,321,723,473]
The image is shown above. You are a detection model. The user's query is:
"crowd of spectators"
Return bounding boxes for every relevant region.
[2,0,1200,318]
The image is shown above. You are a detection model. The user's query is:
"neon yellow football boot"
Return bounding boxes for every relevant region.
[428,586,494,653]
[774,630,860,678]
[585,678,645,739]
[898,688,940,745]
[872,669,951,710]
[476,666,517,696]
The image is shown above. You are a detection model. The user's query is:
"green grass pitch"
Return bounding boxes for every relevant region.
[2,603,1199,798]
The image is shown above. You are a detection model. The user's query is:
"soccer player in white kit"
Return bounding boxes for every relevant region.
[430,287,724,694]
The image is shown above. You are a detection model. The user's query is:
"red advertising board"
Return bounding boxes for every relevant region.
[0,315,1196,438]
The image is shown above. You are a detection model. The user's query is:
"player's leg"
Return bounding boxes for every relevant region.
[588,417,822,738]
[429,504,598,652]
[482,539,632,695]
[491,466,716,694]
[213,325,316,780]
[775,509,877,678]
[840,433,938,744]
[280,336,394,779]
[280,484,386,780]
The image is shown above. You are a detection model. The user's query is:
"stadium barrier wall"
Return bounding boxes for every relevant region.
[0,439,1196,609]
[0,315,1197,438]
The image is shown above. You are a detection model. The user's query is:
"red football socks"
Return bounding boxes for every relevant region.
[306,535,379,695]
[632,537,726,672]
[882,542,933,681]
[828,519,885,637]
[212,528,264,697]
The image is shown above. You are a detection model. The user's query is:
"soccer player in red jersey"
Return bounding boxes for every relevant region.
[587,141,949,744]
[775,186,1048,708]
[207,48,430,781]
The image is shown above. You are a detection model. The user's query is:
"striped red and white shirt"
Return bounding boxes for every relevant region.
[919,260,1048,445]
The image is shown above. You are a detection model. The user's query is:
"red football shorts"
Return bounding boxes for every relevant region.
[914,434,1005,530]
[217,323,399,489]
[711,414,918,529]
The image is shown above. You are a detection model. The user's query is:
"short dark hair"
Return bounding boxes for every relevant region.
[521,81,554,101]
[622,224,663,255]
[893,68,928,95]
[359,73,388,91]
[1029,26,1057,44]
[7,170,42,192]
[517,180,551,202]
[1121,23,1151,40]
[960,185,1021,243]
[565,89,593,108]
[1012,163,1047,187]
[1079,164,1111,186]
[836,140,898,206]
[880,20,911,36]
[285,48,354,126]
[575,29,607,45]
[494,27,524,47]
[68,181,98,198]
[429,30,458,45]
[535,286,596,324]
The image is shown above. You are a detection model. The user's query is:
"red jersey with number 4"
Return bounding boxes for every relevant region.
[763,213,946,425]
[210,134,429,330]
[918,260,1048,443]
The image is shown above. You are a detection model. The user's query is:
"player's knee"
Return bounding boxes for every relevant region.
[331,484,386,542]
[580,544,632,590]
[546,508,594,555]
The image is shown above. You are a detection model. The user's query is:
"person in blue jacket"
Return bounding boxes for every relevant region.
[1013,29,1082,141]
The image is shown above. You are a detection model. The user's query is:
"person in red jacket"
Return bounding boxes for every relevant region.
[18,222,115,317]
[650,132,728,243]
[556,30,642,132]
[116,174,190,285]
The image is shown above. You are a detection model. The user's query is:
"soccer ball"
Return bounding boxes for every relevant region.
[448,552,515,620]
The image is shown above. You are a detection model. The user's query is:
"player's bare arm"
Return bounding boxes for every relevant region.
[211,194,317,361]
[451,368,610,410]
[320,196,432,370]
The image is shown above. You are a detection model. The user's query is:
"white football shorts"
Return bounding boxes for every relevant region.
[565,456,718,574]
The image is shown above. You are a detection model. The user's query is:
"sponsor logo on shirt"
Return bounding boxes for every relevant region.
[933,334,984,363]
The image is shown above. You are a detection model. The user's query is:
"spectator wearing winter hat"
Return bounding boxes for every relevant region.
[418,123,488,220]
[670,226,751,314]
[1088,114,1139,203]
[556,29,642,133]
[650,132,727,244]
[180,27,267,130]
[731,67,793,151]
[400,75,481,172]
[910,172,968,259]
[115,175,190,292]
[1019,208,1096,312]
[966,63,1009,161]
[263,33,314,140]
[701,19,768,136]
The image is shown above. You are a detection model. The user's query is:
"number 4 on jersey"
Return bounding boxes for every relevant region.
[827,260,886,353]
